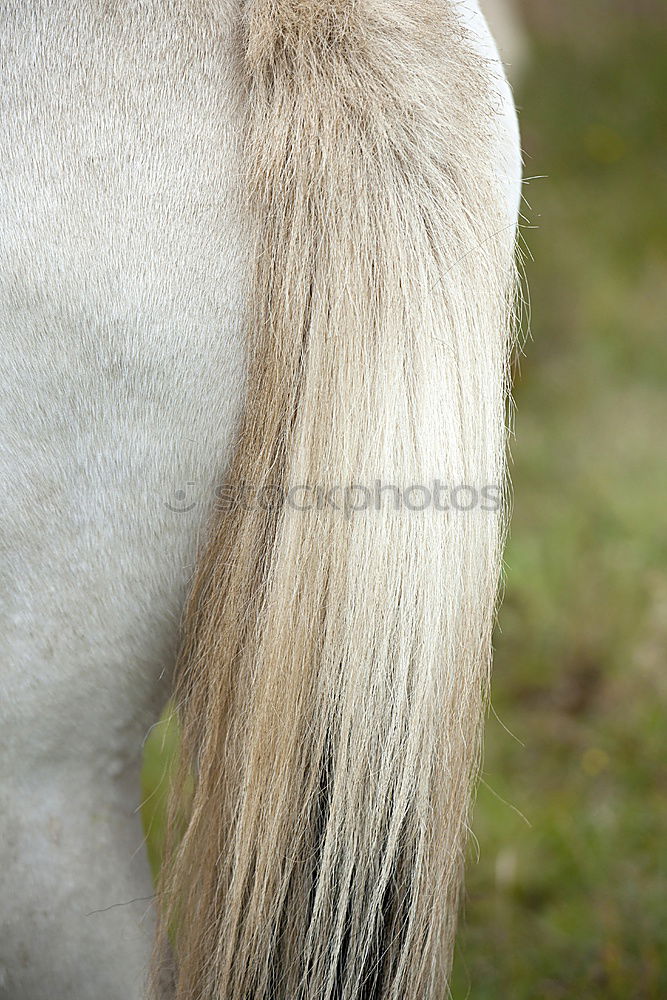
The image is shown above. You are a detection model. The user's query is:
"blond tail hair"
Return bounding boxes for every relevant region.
[156,1,517,996]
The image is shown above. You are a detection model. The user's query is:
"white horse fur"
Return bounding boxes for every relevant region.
[0,1,521,997]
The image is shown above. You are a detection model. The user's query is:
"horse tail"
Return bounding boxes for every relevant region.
[156,1,518,996]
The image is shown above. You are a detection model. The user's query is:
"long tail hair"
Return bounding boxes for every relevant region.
[155,1,517,996]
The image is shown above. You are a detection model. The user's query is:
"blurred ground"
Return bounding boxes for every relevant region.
[142,3,667,995]
[451,3,667,997]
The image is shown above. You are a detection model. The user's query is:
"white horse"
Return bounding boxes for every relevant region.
[0,1,521,997]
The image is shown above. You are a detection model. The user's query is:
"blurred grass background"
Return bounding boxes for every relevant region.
[452,2,667,996]
[142,2,667,995]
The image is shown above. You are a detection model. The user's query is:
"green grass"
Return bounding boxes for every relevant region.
[451,8,667,997]
[142,6,667,996]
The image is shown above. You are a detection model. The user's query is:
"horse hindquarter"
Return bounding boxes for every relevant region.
[0,2,520,998]
[0,3,247,996]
